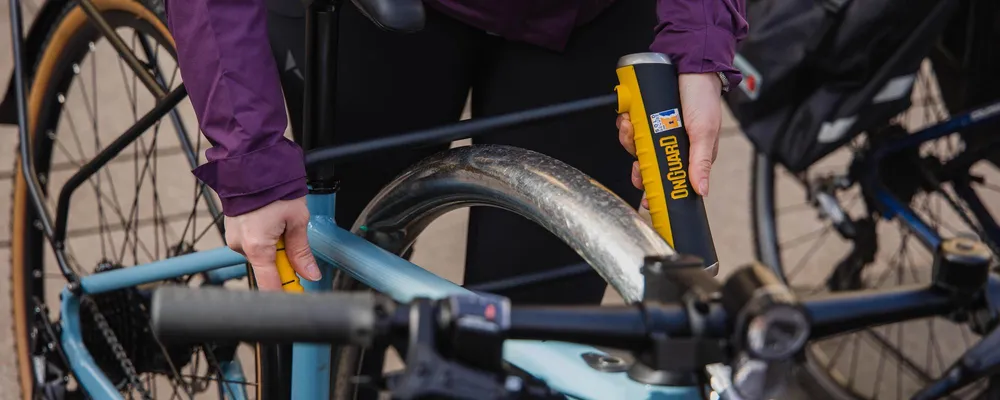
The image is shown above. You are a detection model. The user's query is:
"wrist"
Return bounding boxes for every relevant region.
[678,72,724,96]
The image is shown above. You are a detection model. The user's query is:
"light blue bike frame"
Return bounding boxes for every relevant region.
[59,191,704,400]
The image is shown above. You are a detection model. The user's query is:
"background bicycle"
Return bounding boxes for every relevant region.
[0,0,998,400]
[732,0,1000,398]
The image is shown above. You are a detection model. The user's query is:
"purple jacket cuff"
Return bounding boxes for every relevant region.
[219,179,309,217]
[651,24,744,90]
[192,139,309,216]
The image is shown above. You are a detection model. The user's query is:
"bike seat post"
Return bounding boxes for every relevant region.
[302,0,342,188]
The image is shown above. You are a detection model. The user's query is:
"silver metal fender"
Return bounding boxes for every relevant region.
[351,144,682,303]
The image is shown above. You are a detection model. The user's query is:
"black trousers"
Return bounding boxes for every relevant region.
[265,0,654,305]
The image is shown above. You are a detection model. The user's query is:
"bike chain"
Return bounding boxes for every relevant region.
[82,296,153,400]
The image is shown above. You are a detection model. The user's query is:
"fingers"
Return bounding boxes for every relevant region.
[617,113,636,157]
[243,236,281,291]
[688,128,719,197]
[677,73,723,197]
[631,161,644,190]
[284,216,321,281]
[622,114,647,207]
[224,218,243,253]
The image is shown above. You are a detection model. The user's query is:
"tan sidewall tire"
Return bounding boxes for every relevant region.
[9,2,186,398]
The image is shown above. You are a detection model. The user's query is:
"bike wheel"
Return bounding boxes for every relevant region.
[323,144,672,399]
[752,57,1000,399]
[8,1,280,397]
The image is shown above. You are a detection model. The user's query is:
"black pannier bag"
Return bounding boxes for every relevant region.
[725,0,958,172]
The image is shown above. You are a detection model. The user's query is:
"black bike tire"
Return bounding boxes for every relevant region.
[7,2,281,398]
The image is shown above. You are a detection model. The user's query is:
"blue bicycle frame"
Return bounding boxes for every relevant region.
[58,189,706,400]
[8,0,1000,396]
[55,95,1000,398]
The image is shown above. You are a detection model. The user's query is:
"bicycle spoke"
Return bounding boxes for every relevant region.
[777,202,815,214]
[786,227,834,281]
[191,213,224,245]
[27,20,255,400]
[897,322,903,400]
[198,345,245,399]
[66,63,113,235]
[847,329,862,388]
[50,121,148,263]
[865,328,933,383]
[176,183,207,246]
[927,319,948,376]
[872,323,893,399]
[871,231,911,288]
[117,127,161,264]
[779,225,830,248]
[825,334,852,373]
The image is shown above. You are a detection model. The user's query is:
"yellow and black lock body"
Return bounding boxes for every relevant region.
[615,52,718,270]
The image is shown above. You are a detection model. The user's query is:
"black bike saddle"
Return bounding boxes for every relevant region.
[350,0,425,33]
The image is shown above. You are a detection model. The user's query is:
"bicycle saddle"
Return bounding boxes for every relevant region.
[351,0,425,33]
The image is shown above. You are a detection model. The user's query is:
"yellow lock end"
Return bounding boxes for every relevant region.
[614,84,632,114]
[275,237,304,293]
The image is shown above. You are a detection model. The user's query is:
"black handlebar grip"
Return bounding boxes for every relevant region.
[151,286,379,346]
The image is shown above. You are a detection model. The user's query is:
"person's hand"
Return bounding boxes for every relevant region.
[224,197,321,291]
[617,72,723,209]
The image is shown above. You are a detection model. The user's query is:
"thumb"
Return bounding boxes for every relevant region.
[284,218,321,281]
[688,132,717,197]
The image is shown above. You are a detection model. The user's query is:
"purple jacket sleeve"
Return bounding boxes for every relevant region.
[167,0,308,217]
[652,0,748,90]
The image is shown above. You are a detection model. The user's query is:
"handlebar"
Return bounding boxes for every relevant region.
[150,238,998,400]
[150,280,960,349]
[151,287,382,346]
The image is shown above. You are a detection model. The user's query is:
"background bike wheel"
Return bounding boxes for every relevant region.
[751,49,1000,400]
[7,0,284,397]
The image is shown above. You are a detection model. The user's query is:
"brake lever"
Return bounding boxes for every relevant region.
[387,297,563,400]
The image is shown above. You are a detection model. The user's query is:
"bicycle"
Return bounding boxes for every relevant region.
[5,0,1000,399]
[731,0,1000,398]
[0,0,692,398]
[149,235,1000,400]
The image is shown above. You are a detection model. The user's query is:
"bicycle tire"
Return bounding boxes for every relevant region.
[7,1,282,397]
[751,53,1000,399]
[324,144,674,400]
